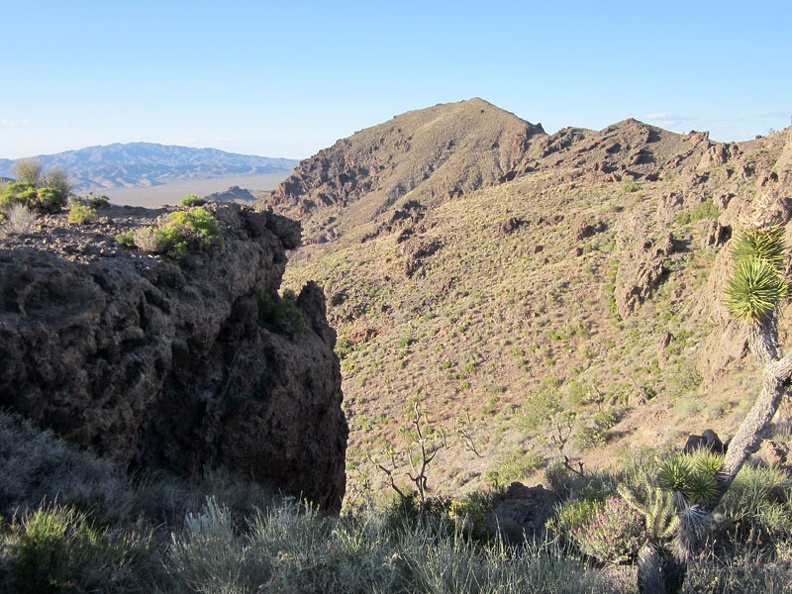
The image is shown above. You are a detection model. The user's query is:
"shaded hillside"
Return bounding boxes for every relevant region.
[260,98,544,244]
[0,143,299,193]
[269,98,792,499]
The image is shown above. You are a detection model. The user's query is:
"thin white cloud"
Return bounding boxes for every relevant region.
[0,118,30,126]
[758,109,788,119]
[643,112,673,120]
[641,112,697,131]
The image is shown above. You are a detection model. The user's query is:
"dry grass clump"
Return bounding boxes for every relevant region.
[3,410,792,593]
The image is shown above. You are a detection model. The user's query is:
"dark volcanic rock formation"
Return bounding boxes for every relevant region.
[205,185,259,203]
[0,203,347,512]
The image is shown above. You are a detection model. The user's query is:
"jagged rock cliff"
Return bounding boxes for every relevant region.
[0,203,347,512]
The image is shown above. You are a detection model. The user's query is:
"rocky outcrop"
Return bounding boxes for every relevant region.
[205,185,259,203]
[485,482,557,544]
[0,203,347,512]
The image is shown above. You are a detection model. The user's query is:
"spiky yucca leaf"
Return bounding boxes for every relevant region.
[690,450,723,479]
[683,471,719,506]
[657,456,692,494]
[671,506,711,561]
[724,258,787,322]
[730,225,786,270]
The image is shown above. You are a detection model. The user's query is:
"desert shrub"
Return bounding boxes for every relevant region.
[158,207,221,257]
[179,193,206,207]
[494,449,545,484]
[257,289,306,337]
[335,336,354,359]
[545,462,620,502]
[167,495,614,594]
[683,546,792,593]
[132,466,279,528]
[622,179,640,193]
[447,489,501,542]
[1,182,37,209]
[71,193,110,209]
[676,199,720,225]
[67,204,98,225]
[573,407,620,449]
[718,464,792,541]
[115,206,222,259]
[10,160,70,195]
[0,182,67,214]
[2,203,36,234]
[34,187,68,213]
[10,159,43,185]
[114,230,136,247]
[167,496,264,593]
[554,498,600,536]
[132,225,173,254]
[3,503,153,594]
[566,497,645,564]
[0,410,133,522]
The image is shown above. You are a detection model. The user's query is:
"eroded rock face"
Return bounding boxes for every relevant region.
[0,203,347,512]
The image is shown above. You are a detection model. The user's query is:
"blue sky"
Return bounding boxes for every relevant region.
[1,0,790,160]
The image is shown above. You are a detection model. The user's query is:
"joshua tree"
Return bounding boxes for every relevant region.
[634,200,792,593]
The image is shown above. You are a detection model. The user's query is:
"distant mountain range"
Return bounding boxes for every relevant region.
[0,143,299,192]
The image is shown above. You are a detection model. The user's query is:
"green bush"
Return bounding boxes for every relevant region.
[114,230,135,247]
[494,449,545,484]
[0,182,67,214]
[574,407,620,449]
[257,289,306,337]
[4,503,150,594]
[115,206,222,259]
[179,193,206,207]
[71,193,110,209]
[676,199,720,225]
[67,204,98,225]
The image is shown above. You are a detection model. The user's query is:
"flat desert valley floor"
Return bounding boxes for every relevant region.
[104,172,290,208]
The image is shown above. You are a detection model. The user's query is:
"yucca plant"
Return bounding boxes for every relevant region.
[627,207,792,594]
[729,224,786,270]
[724,258,787,323]
[724,224,788,323]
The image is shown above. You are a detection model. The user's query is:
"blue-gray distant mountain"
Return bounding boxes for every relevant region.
[0,143,299,192]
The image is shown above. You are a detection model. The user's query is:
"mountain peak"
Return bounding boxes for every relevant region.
[261,99,545,244]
